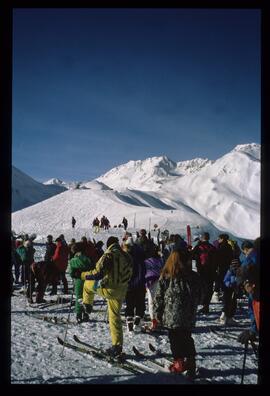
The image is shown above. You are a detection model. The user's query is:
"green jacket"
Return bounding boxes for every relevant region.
[68,253,94,278]
[16,246,27,262]
[81,243,133,289]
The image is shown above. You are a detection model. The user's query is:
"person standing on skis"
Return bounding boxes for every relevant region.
[153,249,202,379]
[73,236,133,358]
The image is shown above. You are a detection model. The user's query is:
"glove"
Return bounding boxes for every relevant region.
[72,269,82,279]
[237,330,257,344]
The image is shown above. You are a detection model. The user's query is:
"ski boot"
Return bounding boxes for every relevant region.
[106,345,123,361]
[169,358,187,373]
[82,312,90,322]
[184,356,196,379]
[126,317,134,333]
[83,304,93,314]
[133,316,142,332]
[76,312,85,324]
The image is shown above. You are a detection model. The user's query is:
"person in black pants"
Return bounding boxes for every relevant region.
[192,232,217,314]
[153,249,202,378]
[122,237,146,332]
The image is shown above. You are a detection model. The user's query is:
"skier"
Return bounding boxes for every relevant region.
[72,217,76,229]
[69,242,95,323]
[19,239,36,303]
[220,239,242,325]
[73,236,133,358]
[144,244,164,330]
[104,217,110,231]
[136,229,154,259]
[44,235,56,263]
[92,218,100,234]
[95,240,104,260]
[81,236,99,264]
[163,234,188,262]
[51,235,69,295]
[237,239,260,343]
[153,249,202,378]
[191,232,217,314]
[122,237,146,332]
[214,234,234,323]
[122,217,128,231]
[12,237,23,284]
[68,238,76,260]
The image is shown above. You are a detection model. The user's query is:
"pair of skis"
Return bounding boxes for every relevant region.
[57,335,155,375]
[57,336,198,382]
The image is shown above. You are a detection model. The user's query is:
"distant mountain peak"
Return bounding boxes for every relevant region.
[232,143,260,160]
[44,178,65,186]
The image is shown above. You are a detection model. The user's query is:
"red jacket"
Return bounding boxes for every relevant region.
[53,240,69,272]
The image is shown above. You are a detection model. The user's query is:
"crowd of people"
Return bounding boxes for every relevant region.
[11,227,260,379]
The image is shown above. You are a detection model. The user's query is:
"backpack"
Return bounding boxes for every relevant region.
[198,242,215,266]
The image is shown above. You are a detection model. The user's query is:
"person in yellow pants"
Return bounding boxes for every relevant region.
[76,236,133,358]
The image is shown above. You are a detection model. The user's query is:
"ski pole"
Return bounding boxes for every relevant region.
[60,282,74,357]
[240,341,249,384]
[250,340,258,359]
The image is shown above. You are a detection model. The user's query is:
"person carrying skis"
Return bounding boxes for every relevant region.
[122,237,146,332]
[192,232,217,314]
[68,242,95,323]
[153,249,202,378]
[73,236,133,358]
[72,216,76,229]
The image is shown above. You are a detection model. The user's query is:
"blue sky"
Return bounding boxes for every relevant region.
[12,8,261,182]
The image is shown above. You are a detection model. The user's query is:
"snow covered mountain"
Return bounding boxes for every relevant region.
[12,167,67,212]
[96,155,213,192]
[43,178,81,190]
[11,143,260,240]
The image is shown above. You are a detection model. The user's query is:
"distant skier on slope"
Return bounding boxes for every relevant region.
[72,217,76,229]
[122,217,128,231]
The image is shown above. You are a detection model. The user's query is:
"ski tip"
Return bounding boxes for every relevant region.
[57,336,64,345]
[149,343,155,352]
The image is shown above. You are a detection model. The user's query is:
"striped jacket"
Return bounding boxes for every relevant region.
[81,243,133,289]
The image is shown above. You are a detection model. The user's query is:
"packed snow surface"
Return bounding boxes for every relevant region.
[11,241,258,384]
